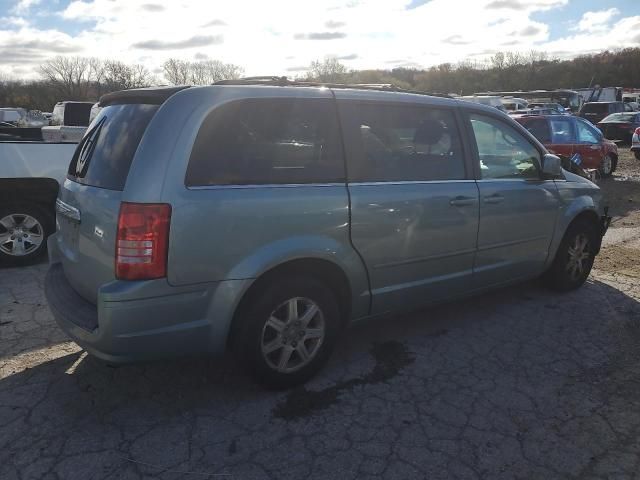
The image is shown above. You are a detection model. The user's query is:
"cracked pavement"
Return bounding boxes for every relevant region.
[2,246,640,480]
[3,150,640,480]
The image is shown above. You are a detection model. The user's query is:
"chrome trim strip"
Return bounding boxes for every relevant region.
[186,183,345,190]
[373,248,477,269]
[477,235,548,252]
[55,198,81,223]
[350,180,476,186]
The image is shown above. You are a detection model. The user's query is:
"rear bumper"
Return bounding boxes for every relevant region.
[45,262,250,364]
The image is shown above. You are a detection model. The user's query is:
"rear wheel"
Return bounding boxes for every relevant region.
[544,219,599,292]
[233,276,341,389]
[0,203,53,267]
[599,154,614,177]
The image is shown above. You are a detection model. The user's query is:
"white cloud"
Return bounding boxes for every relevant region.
[11,0,42,15]
[0,0,639,81]
[573,8,620,33]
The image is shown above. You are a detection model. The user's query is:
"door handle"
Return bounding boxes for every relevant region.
[589,145,600,150]
[449,196,476,207]
[483,194,505,204]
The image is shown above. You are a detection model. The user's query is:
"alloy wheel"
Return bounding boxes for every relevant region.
[0,213,44,257]
[260,297,325,374]
[566,233,591,281]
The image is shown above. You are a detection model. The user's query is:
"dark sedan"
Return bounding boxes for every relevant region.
[597,112,640,144]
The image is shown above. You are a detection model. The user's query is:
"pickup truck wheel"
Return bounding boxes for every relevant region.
[599,154,614,177]
[234,276,341,389]
[544,219,598,292]
[0,203,53,267]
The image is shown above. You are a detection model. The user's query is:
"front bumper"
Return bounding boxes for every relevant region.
[45,262,248,363]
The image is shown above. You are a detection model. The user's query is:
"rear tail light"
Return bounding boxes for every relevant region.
[116,203,171,280]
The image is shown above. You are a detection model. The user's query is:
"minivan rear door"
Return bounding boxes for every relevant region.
[54,103,160,303]
[337,97,479,314]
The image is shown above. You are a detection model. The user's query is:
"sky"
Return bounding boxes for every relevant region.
[0,0,639,81]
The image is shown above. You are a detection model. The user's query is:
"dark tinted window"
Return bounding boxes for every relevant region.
[64,103,93,126]
[602,113,637,122]
[339,102,466,182]
[68,104,159,190]
[582,103,611,114]
[186,98,344,186]
[520,118,551,143]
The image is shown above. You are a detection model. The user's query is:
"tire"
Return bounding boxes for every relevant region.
[599,154,614,177]
[634,151,640,161]
[233,275,342,389]
[0,202,54,267]
[544,219,599,292]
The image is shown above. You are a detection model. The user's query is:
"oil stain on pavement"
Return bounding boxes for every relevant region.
[273,340,416,421]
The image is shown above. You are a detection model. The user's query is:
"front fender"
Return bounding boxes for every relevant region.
[545,190,601,268]
[225,234,371,320]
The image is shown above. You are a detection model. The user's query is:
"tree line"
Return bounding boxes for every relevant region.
[2,48,639,112]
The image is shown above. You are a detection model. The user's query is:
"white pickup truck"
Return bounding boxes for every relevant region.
[0,133,78,266]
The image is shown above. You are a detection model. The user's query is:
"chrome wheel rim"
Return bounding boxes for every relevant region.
[0,214,44,257]
[566,233,591,281]
[261,297,325,374]
[601,155,612,175]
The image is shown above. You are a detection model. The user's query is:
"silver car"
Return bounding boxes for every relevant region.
[45,81,610,388]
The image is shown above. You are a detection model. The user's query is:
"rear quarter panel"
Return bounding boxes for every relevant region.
[144,86,371,320]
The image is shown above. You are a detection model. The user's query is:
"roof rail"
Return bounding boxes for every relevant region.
[212,77,452,98]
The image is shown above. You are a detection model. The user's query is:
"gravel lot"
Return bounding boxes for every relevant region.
[2,150,640,480]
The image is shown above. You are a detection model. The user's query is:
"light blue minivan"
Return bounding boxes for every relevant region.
[45,80,610,387]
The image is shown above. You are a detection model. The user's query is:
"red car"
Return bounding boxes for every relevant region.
[515,114,618,176]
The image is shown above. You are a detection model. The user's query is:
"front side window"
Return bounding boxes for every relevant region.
[469,113,540,180]
[576,119,600,144]
[549,118,576,144]
[340,102,466,182]
[186,98,344,186]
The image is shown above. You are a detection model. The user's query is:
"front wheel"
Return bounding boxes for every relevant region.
[544,220,599,292]
[233,276,342,389]
[0,203,53,267]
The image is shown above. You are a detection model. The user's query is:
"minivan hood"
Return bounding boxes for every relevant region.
[563,169,598,187]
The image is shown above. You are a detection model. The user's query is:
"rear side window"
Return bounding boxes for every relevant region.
[339,102,466,182]
[549,118,576,143]
[583,103,609,114]
[68,104,159,190]
[186,98,344,186]
[520,118,551,143]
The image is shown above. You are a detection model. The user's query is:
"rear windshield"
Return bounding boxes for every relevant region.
[582,103,611,113]
[68,104,159,190]
[602,113,637,122]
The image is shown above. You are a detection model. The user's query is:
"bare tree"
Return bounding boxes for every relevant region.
[163,58,243,85]
[39,56,103,99]
[101,60,154,93]
[305,57,348,82]
[162,59,191,85]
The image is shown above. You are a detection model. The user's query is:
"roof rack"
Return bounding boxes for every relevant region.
[212,77,452,98]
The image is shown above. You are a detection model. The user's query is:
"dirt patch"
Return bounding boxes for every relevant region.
[595,245,640,278]
[600,150,640,228]
[272,340,417,421]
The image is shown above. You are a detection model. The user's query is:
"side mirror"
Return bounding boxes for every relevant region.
[542,154,562,178]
